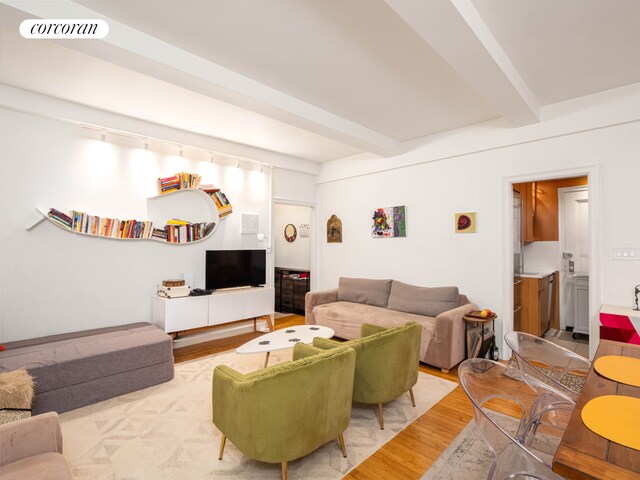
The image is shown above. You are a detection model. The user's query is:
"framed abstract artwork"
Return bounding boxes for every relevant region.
[372,205,406,238]
[455,212,477,233]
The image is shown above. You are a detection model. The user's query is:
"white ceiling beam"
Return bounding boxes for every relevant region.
[0,0,401,157]
[385,0,539,127]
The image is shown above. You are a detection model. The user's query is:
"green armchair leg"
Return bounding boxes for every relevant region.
[219,435,226,460]
[338,433,347,458]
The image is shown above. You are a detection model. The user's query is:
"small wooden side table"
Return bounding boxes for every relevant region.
[463,312,497,359]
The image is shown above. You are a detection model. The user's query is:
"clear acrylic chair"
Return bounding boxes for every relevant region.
[458,358,574,479]
[505,331,591,402]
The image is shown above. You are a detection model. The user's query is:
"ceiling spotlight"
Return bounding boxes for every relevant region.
[144,142,149,151]
[210,152,214,163]
[259,164,263,173]
[100,132,106,142]
[236,159,240,169]
[179,147,183,157]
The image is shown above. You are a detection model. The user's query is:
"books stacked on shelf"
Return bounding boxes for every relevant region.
[157,172,202,195]
[199,184,233,218]
[165,220,216,243]
[152,228,168,240]
[49,209,155,239]
[48,208,72,229]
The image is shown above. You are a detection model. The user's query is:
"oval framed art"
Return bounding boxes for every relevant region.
[284,223,297,242]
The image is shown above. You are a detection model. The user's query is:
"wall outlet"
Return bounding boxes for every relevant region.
[614,247,640,260]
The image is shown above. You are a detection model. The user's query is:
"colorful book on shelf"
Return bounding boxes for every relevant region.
[48,208,72,229]
[156,172,202,195]
[166,218,191,226]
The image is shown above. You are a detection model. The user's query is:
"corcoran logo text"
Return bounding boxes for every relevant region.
[20,19,109,39]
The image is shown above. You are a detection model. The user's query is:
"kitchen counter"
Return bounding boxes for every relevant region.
[515,271,554,279]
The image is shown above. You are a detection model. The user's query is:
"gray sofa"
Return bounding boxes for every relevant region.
[0,322,174,414]
[305,278,478,372]
[0,412,71,480]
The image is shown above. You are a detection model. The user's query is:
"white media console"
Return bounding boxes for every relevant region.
[152,287,275,339]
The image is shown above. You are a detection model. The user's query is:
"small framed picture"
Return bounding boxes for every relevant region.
[455,212,477,233]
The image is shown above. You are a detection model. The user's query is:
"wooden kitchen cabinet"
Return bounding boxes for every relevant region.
[518,273,557,337]
[519,181,536,243]
[514,177,587,243]
[514,279,523,331]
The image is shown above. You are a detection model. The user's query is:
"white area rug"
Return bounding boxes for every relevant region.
[60,350,456,480]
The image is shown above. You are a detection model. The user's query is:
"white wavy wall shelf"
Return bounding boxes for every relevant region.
[27,189,222,245]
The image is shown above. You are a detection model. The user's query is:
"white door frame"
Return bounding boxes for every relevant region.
[271,197,317,292]
[500,165,602,360]
[558,185,589,330]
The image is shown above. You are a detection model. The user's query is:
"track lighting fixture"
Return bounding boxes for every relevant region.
[81,124,268,171]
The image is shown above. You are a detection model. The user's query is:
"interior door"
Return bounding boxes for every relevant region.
[559,187,589,330]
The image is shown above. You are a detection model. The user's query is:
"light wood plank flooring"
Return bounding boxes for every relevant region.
[173,315,521,479]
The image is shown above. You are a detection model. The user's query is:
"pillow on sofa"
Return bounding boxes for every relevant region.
[386,281,459,317]
[338,277,392,308]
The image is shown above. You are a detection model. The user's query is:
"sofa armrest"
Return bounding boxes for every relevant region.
[426,302,478,370]
[0,412,63,466]
[434,303,477,343]
[305,289,338,325]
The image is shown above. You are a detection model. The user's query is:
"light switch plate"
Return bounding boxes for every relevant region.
[614,247,640,260]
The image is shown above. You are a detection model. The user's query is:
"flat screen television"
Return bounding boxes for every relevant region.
[205,249,266,290]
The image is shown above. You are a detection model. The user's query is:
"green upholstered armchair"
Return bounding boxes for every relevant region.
[297,321,421,430]
[212,344,356,480]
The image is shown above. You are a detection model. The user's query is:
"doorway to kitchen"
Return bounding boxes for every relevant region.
[512,176,590,358]
[272,203,313,322]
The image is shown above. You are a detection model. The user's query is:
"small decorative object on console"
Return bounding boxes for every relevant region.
[162,279,185,287]
[157,284,191,298]
[190,288,212,296]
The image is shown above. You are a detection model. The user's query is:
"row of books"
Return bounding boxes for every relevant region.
[53,210,156,239]
[199,184,233,218]
[166,222,216,243]
[47,209,215,243]
[156,172,202,195]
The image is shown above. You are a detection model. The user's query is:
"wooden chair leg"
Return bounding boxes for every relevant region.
[441,368,450,374]
[338,432,347,458]
[282,461,288,480]
[377,403,384,430]
[409,387,416,407]
[218,435,226,460]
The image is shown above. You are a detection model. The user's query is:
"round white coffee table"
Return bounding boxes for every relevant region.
[236,325,334,368]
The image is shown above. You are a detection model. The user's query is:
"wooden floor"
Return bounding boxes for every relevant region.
[173,315,518,479]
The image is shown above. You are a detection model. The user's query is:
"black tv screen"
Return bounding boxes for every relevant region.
[206,249,266,290]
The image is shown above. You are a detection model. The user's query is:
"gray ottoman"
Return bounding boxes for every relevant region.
[0,323,174,414]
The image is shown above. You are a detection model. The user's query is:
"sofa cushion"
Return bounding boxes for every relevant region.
[312,301,436,361]
[337,277,392,308]
[387,281,459,317]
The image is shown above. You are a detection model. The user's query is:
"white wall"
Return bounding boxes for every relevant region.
[272,168,317,204]
[523,242,561,273]
[0,109,273,342]
[316,88,640,356]
[274,204,311,270]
